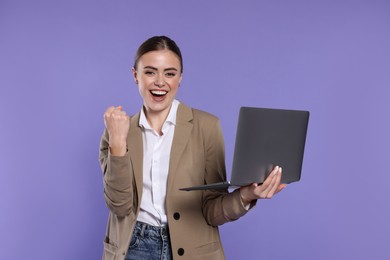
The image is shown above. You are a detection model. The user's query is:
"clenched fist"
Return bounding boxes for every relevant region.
[104,106,130,156]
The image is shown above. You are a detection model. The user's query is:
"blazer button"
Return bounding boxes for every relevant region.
[178,248,185,256]
[173,212,180,220]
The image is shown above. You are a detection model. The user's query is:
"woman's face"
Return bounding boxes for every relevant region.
[132,50,182,117]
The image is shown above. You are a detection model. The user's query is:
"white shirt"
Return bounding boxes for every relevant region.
[137,99,180,226]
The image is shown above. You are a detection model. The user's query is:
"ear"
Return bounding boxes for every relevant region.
[179,73,183,85]
[131,67,138,84]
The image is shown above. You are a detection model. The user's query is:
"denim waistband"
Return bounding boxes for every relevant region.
[133,221,170,238]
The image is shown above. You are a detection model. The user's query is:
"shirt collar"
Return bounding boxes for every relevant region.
[139,99,180,129]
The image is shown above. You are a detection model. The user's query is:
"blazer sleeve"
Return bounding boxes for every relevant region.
[99,128,134,217]
[202,118,256,226]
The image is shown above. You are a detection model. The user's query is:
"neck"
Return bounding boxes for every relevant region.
[144,106,171,135]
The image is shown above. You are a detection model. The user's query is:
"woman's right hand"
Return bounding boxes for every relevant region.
[104,106,130,156]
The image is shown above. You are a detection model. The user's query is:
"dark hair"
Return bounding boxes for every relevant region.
[133,36,183,73]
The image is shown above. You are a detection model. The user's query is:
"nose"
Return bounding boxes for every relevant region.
[154,73,165,87]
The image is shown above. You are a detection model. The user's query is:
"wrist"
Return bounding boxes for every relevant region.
[239,190,252,207]
[109,136,126,147]
[109,143,127,156]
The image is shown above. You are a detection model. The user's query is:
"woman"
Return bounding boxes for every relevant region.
[99,36,286,260]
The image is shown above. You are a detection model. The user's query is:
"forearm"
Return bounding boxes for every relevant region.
[100,130,134,217]
[201,118,257,226]
[203,189,256,226]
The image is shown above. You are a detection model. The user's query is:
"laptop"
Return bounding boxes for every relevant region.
[180,107,310,191]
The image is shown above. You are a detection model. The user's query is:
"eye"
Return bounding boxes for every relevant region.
[144,70,155,76]
[166,72,176,77]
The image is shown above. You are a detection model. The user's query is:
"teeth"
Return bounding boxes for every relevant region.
[151,90,167,96]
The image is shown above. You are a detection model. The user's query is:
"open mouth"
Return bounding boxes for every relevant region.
[150,90,167,97]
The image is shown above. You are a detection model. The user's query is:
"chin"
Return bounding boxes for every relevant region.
[146,102,170,113]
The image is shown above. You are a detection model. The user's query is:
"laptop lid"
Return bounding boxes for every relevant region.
[230,107,309,185]
[180,107,309,191]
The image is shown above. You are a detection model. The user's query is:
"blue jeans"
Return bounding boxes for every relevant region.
[126,221,172,260]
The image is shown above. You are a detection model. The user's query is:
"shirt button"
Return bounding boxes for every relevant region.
[178,248,185,256]
[173,212,180,220]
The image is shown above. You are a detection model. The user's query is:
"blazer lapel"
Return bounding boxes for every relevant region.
[128,112,143,204]
[168,103,193,193]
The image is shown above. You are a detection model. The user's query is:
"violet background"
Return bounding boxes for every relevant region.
[1,0,390,259]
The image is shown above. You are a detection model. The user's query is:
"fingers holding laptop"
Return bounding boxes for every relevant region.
[240,166,287,206]
[261,166,286,197]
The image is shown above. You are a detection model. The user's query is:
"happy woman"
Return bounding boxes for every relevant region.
[99,35,286,260]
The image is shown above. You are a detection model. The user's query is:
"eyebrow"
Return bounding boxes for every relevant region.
[143,66,178,72]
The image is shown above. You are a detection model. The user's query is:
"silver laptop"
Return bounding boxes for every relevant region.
[180,107,309,191]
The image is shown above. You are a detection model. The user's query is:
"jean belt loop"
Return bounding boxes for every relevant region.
[140,222,146,238]
[163,225,168,237]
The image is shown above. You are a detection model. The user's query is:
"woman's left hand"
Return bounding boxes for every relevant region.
[239,166,287,206]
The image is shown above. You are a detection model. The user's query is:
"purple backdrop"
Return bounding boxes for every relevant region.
[1,0,389,259]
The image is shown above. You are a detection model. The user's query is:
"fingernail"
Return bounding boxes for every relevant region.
[273,166,279,176]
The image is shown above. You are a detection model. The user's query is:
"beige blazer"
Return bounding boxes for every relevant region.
[99,102,254,260]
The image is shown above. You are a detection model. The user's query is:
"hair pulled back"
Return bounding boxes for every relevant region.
[133,36,183,73]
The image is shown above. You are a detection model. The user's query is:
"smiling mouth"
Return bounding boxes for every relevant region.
[150,90,167,97]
